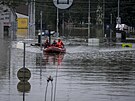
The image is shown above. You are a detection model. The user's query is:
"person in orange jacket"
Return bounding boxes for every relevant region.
[56,38,64,48]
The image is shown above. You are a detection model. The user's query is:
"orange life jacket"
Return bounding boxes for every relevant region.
[57,41,63,48]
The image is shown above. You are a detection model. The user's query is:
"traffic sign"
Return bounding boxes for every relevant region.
[53,0,73,9]
[17,81,31,92]
[17,68,31,81]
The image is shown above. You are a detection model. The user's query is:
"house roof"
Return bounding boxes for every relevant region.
[16,13,28,18]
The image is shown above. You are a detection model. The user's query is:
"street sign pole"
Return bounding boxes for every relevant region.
[17,42,31,101]
[23,42,26,101]
[53,0,73,9]
[23,42,25,69]
[53,0,73,37]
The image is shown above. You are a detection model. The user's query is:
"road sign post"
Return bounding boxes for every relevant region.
[17,67,31,81]
[53,0,73,36]
[53,0,73,9]
[17,81,31,92]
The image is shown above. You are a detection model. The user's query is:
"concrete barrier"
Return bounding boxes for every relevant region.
[122,43,132,48]
[88,38,99,46]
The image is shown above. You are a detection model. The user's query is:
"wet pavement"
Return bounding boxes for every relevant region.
[0,38,135,101]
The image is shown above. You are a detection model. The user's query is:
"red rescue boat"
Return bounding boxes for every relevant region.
[43,46,66,53]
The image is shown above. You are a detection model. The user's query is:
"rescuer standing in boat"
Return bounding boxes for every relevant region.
[56,38,64,48]
[44,39,50,48]
[51,40,57,46]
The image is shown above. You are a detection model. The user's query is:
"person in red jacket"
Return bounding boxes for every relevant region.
[56,38,64,48]
[51,40,57,46]
[44,39,50,48]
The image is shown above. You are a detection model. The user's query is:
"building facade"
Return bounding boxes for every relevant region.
[0,4,17,39]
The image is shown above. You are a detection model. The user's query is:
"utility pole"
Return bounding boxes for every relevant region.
[118,0,120,18]
[110,13,112,42]
[28,0,35,39]
[88,0,90,40]
[103,0,105,37]
[9,7,12,40]
[33,0,35,39]
[28,0,30,39]
[62,12,64,36]
[117,0,121,25]
[40,11,42,50]
[56,8,59,37]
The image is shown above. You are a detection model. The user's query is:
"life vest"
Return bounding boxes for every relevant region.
[57,41,63,48]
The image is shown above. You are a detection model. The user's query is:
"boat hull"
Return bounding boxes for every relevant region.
[43,46,66,53]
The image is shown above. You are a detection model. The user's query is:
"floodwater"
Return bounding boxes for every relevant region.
[0,38,135,101]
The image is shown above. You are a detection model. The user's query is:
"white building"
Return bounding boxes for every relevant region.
[0,4,17,39]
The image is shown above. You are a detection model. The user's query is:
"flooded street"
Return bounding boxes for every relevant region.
[0,38,135,101]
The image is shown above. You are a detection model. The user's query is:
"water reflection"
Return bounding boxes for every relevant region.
[17,81,31,93]
[43,53,65,66]
[35,53,65,67]
[58,46,135,101]
[0,39,10,91]
[0,38,135,101]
